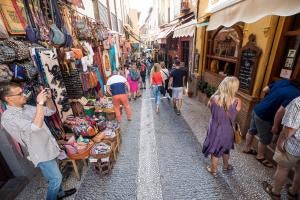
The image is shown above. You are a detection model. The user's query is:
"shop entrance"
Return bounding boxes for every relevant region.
[182,41,189,68]
[0,152,13,188]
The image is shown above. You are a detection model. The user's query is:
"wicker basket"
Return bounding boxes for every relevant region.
[90,141,112,159]
[103,107,115,113]
[92,133,105,143]
[68,141,94,160]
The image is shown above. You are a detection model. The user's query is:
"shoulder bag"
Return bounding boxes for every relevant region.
[225,108,242,144]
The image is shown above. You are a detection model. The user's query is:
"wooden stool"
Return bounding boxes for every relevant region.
[61,158,87,181]
[103,138,117,162]
[95,156,112,175]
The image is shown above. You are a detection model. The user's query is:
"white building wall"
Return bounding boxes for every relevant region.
[76,0,95,19]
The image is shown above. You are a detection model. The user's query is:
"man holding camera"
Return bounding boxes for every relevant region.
[0,82,76,200]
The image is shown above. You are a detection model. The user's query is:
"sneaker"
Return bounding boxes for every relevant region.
[176,110,181,115]
[58,188,77,200]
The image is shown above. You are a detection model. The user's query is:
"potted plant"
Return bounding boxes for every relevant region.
[197,80,209,103]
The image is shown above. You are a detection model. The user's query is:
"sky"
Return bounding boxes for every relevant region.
[130,0,153,26]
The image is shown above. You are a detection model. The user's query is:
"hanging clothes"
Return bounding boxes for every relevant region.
[37,48,73,121]
[102,50,111,79]
[109,45,116,72]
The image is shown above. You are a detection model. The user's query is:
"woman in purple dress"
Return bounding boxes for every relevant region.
[202,76,242,177]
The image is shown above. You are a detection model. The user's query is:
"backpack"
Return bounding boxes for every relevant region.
[130,70,140,81]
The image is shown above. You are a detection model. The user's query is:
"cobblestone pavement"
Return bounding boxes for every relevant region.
[16,87,291,200]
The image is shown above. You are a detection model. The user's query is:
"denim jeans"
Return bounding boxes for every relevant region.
[152,85,161,105]
[38,159,64,200]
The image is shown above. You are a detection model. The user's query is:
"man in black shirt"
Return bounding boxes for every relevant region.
[168,60,186,115]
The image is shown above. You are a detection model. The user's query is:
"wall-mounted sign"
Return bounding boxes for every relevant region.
[280,69,292,79]
[287,49,296,58]
[284,58,294,69]
[238,34,261,94]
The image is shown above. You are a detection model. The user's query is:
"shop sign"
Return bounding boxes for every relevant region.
[206,0,243,13]
[237,34,261,94]
[280,49,297,79]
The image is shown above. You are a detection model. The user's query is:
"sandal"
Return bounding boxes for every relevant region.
[256,157,273,168]
[206,165,218,177]
[242,149,257,156]
[223,164,233,172]
[262,181,281,200]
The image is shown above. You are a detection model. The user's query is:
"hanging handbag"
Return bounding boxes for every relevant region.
[225,108,242,144]
[0,42,16,63]
[0,64,13,82]
[50,24,66,45]
[23,0,40,43]
[10,63,28,80]
[22,61,38,80]
[49,0,66,45]
[4,39,30,61]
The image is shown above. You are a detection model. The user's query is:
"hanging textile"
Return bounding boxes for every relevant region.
[95,67,105,94]
[0,0,25,34]
[102,50,111,79]
[38,48,73,121]
[0,15,8,39]
[114,43,119,69]
[109,45,116,72]
[61,62,84,99]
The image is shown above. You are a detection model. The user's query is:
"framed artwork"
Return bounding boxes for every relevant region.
[284,58,294,68]
[0,2,25,35]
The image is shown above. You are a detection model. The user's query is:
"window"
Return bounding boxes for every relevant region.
[271,14,300,81]
[206,24,243,76]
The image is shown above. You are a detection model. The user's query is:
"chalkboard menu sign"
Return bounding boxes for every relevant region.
[238,34,261,94]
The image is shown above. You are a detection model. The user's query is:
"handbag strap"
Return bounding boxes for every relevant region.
[224,106,235,131]
[162,69,169,78]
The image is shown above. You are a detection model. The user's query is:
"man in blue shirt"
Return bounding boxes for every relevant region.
[243,79,300,168]
[106,71,132,122]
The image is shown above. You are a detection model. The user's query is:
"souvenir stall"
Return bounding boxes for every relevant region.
[0,0,124,179]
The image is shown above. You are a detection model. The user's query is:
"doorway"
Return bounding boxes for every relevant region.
[182,41,189,68]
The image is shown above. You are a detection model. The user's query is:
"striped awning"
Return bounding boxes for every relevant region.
[173,19,196,38]
[207,0,300,31]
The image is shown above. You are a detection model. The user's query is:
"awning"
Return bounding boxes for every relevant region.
[156,26,176,40]
[173,19,196,38]
[207,0,300,31]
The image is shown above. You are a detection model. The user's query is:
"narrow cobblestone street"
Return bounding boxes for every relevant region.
[15,87,286,200]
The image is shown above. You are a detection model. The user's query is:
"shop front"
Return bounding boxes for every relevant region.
[0,0,128,196]
[195,0,300,133]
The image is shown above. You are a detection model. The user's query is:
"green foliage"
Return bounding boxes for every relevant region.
[197,80,208,92]
[197,80,216,97]
[204,85,217,97]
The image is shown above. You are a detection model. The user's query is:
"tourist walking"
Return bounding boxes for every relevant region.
[140,61,147,89]
[150,63,164,113]
[126,64,140,100]
[242,79,300,168]
[168,59,187,115]
[0,82,76,200]
[262,96,300,200]
[106,71,132,122]
[202,77,242,177]
[161,61,171,101]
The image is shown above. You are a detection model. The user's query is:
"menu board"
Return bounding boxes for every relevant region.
[239,50,257,91]
[238,34,261,94]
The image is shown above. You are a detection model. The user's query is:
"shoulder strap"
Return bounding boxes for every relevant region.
[224,107,235,131]
[162,69,168,77]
